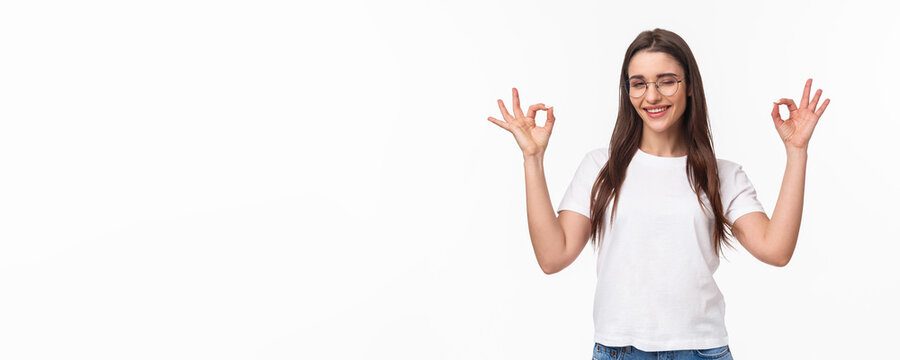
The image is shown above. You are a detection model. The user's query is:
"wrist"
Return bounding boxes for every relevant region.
[523,152,544,163]
[785,146,808,158]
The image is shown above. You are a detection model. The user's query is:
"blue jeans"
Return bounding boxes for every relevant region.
[593,342,733,360]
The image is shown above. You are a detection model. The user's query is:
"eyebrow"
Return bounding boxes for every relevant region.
[628,73,679,80]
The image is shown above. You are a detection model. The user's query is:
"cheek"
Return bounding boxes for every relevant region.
[674,98,687,114]
[674,103,688,120]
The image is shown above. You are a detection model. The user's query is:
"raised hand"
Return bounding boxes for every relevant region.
[771,78,831,151]
[487,88,555,157]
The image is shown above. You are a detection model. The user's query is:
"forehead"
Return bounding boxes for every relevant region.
[627,50,683,79]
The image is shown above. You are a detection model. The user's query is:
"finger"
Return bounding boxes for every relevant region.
[771,101,784,127]
[778,98,799,112]
[487,116,511,131]
[545,106,556,132]
[526,103,548,119]
[512,88,525,119]
[497,99,514,121]
[814,98,830,118]
[800,78,812,108]
[808,89,822,110]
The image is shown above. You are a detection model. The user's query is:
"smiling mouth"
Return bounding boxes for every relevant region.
[644,106,670,118]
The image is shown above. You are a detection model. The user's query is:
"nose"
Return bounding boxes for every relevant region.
[645,83,662,102]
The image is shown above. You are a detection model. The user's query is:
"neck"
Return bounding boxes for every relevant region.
[639,124,687,157]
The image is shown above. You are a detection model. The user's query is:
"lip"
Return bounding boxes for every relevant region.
[644,105,670,119]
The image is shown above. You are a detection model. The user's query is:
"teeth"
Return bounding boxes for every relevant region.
[647,106,669,113]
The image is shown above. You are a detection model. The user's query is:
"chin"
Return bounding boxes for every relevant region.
[641,117,675,133]
[641,112,683,132]
[645,124,675,133]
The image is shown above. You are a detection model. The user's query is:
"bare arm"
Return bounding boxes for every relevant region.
[733,78,830,267]
[765,148,807,265]
[524,154,564,274]
[487,88,590,274]
[523,154,592,274]
[732,149,807,267]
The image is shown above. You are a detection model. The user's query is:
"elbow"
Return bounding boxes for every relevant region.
[776,248,796,267]
[540,261,560,275]
[768,235,797,268]
[773,254,792,267]
[541,264,556,275]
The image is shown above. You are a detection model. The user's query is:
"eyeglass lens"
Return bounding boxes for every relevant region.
[628,75,679,97]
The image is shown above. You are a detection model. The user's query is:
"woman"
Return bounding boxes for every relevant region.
[486,28,829,359]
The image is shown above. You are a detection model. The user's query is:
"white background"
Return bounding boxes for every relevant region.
[1,0,897,359]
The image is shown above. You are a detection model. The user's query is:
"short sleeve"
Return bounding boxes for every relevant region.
[720,161,766,224]
[557,149,605,220]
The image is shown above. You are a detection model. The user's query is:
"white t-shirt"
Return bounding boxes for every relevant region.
[557,147,766,351]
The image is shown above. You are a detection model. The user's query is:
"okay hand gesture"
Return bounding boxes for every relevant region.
[771,78,831,151]
[487,88,555,157]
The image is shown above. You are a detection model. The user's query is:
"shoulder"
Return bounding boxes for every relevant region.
[715,156,755,189]
[715,157,742,174]
[583,147,610,167]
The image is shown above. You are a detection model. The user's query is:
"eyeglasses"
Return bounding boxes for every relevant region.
[625,75,684,98]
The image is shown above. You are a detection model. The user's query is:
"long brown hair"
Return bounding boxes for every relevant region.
[589,28,736,259]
